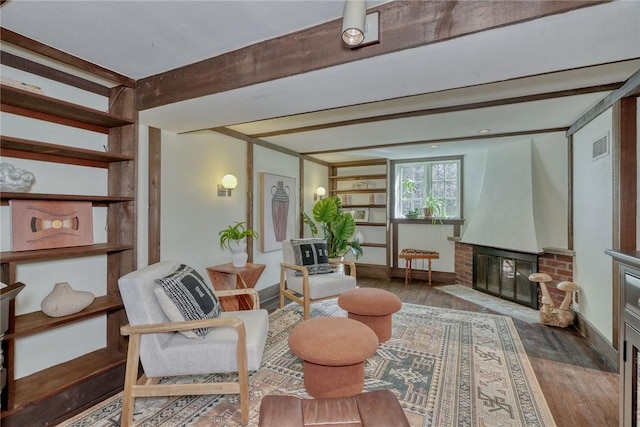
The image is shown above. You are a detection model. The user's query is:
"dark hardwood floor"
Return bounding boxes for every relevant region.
[271,276,619,427]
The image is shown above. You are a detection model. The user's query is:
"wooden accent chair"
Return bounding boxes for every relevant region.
[118,261,269,426]
[280,239,357,319]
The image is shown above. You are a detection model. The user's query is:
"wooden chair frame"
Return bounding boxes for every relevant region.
[279,261,356,320]
[120,288,260,426]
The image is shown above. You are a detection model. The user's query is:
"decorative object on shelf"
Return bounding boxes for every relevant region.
[0,162,35,192]
[40,282,95,317]
[11,200,93,251]
[302,196,363,259]
[352,181,368,190]
[341,194,348,205]
[350,208,369,223]
[369,193,374,205]
[260,172,295,252]
[219,221,259,268]
[0,76,44,94]
[528,273,577,328]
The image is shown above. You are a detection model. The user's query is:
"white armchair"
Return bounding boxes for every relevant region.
[280,239,357,319]
[118,261,269,426]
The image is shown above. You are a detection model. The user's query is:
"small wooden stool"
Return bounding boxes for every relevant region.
[288,317,378,398]
[399,248,440,285]
[338,288,402,342]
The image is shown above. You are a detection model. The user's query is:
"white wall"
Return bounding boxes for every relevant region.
[252,145,300,290]
[302,160,329,238]
[159,131,248,281]
[573,108,613,343]
[154,132,328,294]
[532,134,568,250]
[0,68,109,378]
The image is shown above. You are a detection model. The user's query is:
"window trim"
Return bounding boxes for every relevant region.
[390,155,464,221]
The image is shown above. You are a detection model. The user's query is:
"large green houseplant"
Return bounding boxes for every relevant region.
[302,196,363,259]
[219,221,259,267]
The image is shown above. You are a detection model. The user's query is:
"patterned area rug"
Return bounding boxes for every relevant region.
[58,300,555,427]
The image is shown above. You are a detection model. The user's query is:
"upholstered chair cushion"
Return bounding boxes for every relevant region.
[154,264,221,338]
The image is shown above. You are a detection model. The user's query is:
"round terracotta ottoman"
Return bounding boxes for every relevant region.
[288,317,378,398]
[337,288,402,342]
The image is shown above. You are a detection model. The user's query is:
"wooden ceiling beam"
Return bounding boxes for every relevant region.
[248,83,622,138]
[137,0,608,111]
[302,127,568,155]
[0,28,135,87]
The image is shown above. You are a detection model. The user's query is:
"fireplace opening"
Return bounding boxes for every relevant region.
[473,245,539,309]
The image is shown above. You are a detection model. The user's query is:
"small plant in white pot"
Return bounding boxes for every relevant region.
[219,222,259,268]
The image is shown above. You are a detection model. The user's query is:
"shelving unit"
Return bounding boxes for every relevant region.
[328,160,389,277]
[0,60,137,426]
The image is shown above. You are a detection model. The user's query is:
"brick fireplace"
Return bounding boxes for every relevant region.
[454,241,573,309]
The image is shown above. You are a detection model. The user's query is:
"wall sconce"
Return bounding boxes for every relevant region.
[218,174,238,197]
[314,186,326,201]
[341,0,379,48]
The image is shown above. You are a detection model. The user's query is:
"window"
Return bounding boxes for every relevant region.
[392,157,462,219]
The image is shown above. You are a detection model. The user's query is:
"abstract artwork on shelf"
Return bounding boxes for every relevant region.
[11,200,94,251]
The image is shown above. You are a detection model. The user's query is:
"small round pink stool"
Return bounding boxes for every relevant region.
[338,288,402,343]
[288,317,378,398]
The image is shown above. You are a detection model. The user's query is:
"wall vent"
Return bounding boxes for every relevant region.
[592,133,610,161]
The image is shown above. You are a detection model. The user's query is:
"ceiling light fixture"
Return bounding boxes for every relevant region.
[478,128,491,133]
[341,0,379,48]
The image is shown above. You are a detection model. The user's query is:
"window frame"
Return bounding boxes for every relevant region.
[390,155,464,221]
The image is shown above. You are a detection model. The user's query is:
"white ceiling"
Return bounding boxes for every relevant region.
[1,0,639,162]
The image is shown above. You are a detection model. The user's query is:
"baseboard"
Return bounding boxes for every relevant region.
[259,283,280,307]
[574,311,618,371]
[390,267,455,284]
[354,263,388,279]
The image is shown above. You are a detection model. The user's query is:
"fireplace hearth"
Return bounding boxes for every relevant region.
[472,245,538,309]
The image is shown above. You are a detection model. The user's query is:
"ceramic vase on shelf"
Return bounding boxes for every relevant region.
[41,282,95,317]
[229,240,248,268]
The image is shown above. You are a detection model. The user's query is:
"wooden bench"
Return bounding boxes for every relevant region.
[399,248,440,285]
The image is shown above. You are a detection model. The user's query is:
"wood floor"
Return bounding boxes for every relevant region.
[272,276,619,427]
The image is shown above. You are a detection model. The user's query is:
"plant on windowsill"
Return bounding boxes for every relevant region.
[404,208,421,219]
[423,194,447,223]
[302,196,363,260]
[219,221,259,268]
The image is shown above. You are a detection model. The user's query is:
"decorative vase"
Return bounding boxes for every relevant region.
[41,282,95,317]
[271,180,290,242]
[229,240,248,268]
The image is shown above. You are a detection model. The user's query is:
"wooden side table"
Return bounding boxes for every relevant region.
[206,262,266,311]
[399,249,440,285]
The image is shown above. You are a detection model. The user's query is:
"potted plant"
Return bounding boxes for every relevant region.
[219,221,259,267]
[302,196,363,260]
[404,208,421,219]
[423,194,446,221]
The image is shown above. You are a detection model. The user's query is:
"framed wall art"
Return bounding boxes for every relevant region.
[350,208,369,223]
[11,200,93,251]
[260,172,296,252]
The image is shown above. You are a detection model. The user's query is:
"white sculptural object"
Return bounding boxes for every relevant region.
[41,282,95,317]
[0,162,35,192]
